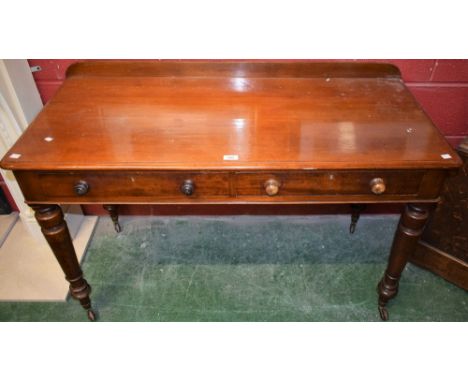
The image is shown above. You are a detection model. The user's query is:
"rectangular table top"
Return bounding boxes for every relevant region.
[1,61,461,171]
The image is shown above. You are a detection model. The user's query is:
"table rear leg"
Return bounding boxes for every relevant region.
[378,203,430,320]
[30,204,96,321]
[349,203,366,234]
[103,204,122,233]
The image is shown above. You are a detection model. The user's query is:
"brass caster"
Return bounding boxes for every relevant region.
[114,222,122,233]
[87,309,97,321]
[378,305,389,321]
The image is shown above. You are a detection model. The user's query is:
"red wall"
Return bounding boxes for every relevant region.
[26,59,468,216]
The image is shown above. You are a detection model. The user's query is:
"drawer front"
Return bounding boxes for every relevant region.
[15,169,445,203]
[27,171,231,202]
[235,171,424,197]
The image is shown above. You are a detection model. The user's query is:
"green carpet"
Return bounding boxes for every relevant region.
[0,215,467,321]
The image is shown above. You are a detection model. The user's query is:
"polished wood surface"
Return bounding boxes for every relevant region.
[66,60,402,79]
[0,61,462,321]
[1,61,460,171]
[13,169,446,204]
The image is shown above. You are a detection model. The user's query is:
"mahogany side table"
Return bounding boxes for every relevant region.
[0,61,462,321]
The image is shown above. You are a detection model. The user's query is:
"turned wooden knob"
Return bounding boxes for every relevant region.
[264,179,280,196]
[180,179,195,196]
[370,178,386,195]
[74,180,89,196]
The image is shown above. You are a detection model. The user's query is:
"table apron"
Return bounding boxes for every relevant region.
[14,169,447,205]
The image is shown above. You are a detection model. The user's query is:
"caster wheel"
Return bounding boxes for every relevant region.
[87,309,97,321]
[114,222,122,233]
[378,306,389,321]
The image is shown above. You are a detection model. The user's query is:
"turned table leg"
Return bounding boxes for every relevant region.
[30,204,96,321]
[377,203,430,321]
[103,204,122,233]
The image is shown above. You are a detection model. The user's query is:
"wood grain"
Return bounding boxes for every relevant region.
[13,169,445,204]
[1,61,461,172]
[0,61,463,321]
